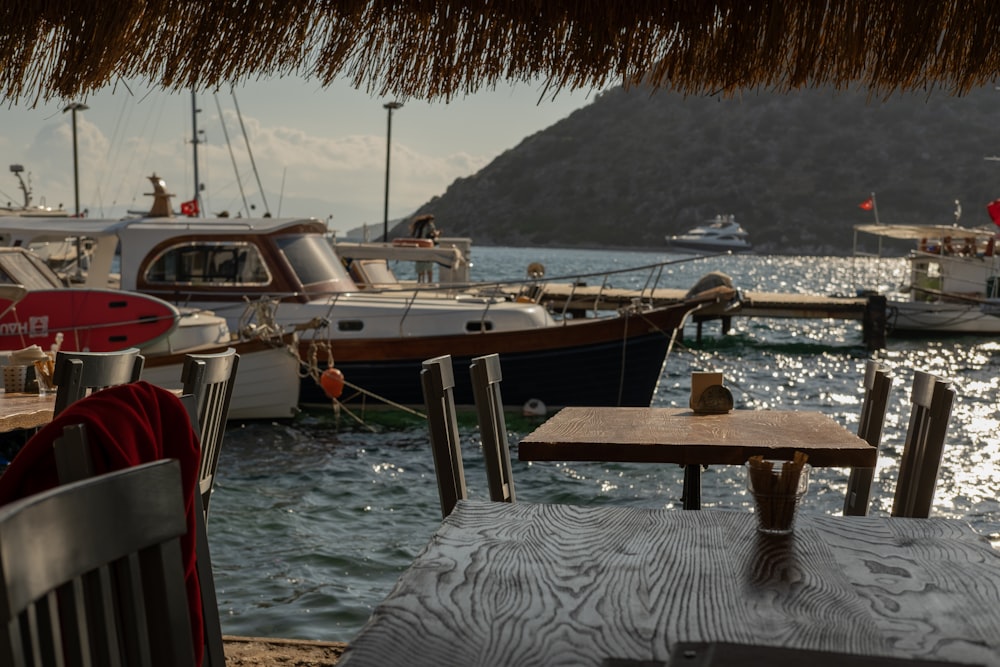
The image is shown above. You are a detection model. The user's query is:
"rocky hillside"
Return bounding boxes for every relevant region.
[394,85,1000,255]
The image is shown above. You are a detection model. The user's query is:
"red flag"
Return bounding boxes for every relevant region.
[180,199,199,217]
[858,197,874,211]
[987,199,1000,227]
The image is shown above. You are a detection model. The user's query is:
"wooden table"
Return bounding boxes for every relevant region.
[0,392,55,433]
[519,407,875,509]
[340,500,1000,667]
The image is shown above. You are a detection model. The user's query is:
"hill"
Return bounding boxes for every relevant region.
[392,85,1000,254]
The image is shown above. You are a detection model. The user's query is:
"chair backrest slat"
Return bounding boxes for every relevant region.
[53,348,145,415]
[180,348,239,517]
[892,371,956,518]
[843,359,893,516]
[0,460,196,667]
[420,355,468,518]
[470,354,516,504]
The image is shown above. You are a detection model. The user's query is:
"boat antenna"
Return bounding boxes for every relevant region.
[214,92,251,216]
[232,90,271,216]
[9,164,30,208]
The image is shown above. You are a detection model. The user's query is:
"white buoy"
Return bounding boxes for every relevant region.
[522,398,547,417]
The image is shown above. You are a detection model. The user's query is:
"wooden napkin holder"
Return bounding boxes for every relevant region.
[690,371,733,414]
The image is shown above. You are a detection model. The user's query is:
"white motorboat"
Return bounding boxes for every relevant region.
[854,222,1000,335]
[0,176,720,410]
[665,214,753,253]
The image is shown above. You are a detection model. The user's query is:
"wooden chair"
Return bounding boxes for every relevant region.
[181,348,240,517]
[52,347,145,415]
[470,353,516,504]
[53,417,227,667]
[0,460,197,667]
[843,359,894,516]
[891,371,956,518]
[420,355,468,517]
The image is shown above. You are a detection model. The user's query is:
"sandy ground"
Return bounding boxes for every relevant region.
[224,636,346,666]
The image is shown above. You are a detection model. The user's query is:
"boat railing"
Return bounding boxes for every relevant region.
[385,254,722,321]
[160,254,726,333]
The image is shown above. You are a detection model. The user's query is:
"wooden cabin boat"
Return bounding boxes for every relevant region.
[0,177,728,409]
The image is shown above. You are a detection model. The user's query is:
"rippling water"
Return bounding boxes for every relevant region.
[207,248,1000,643]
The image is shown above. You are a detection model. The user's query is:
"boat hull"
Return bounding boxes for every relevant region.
[297,302,697,409]
[887,301,1000,334]
[142,334,301,420]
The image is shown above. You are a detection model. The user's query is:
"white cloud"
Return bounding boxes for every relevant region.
[2,79,591,225]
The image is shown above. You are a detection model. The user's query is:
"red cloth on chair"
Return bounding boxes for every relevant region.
[0,381,204,664]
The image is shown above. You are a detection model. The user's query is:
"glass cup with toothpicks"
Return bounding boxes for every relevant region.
[33,355,57,396]
[745,452,811,535]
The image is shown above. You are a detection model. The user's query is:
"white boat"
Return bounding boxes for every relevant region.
[665,214,753,253]
[140,331,301,421]
[0,165,70,218]
[0,176,722,410]
[0,246,300,419]
[853,222,1000,334]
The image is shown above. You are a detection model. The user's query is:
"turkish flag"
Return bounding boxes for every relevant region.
[987,199,1000,227]
[858,197,874,211]
[180,199,199,217]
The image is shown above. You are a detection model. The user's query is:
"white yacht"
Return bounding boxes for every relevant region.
[665,214,753,253]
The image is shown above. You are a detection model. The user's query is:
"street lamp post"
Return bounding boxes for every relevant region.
[62,102,89,281]
[383,101,403,242]
[62,102,88,218]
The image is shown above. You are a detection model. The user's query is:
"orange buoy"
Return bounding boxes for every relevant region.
[320,367,345,399]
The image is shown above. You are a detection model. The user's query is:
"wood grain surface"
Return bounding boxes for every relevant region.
[0,392,54,433]
[340,501,1000,667]
[519,407,877,467]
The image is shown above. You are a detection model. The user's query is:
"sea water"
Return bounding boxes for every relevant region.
[207,247,1000,643]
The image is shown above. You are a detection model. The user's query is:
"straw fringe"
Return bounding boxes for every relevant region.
[2,0,998,104]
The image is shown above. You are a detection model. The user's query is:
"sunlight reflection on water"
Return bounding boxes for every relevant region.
[207,250,1000,643]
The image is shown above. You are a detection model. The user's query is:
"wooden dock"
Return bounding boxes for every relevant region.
[527,283,887,350]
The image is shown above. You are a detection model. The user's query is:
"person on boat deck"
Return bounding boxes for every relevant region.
[409,214,440,283]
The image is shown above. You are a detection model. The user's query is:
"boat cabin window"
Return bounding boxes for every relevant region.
[912,259,942,302]
[144,241,271,286]
[274,234,356,289]
[466,321,494,332]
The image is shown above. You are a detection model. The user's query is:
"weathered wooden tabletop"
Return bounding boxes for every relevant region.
[340,501,1000,667]
[0,392,54,433]
[518,407,876,467]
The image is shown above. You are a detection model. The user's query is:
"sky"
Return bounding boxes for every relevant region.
[0,77,603,234]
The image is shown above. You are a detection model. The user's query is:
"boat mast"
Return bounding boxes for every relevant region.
[191,90,202,217]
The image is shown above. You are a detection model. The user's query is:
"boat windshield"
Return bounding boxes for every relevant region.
[0,250,63,290]
[144,241,271,286]
[274,233,357,291]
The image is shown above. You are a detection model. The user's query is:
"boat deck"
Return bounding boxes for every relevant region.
[526,283,886,349]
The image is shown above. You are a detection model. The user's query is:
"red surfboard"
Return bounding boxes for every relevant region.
[0,288,179,352]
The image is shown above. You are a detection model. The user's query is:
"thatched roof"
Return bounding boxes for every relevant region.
[4,1,999,104]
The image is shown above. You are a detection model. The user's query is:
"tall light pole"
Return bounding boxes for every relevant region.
[383,101,403,242]
[62,102,88,218]
[62,102,88,281]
